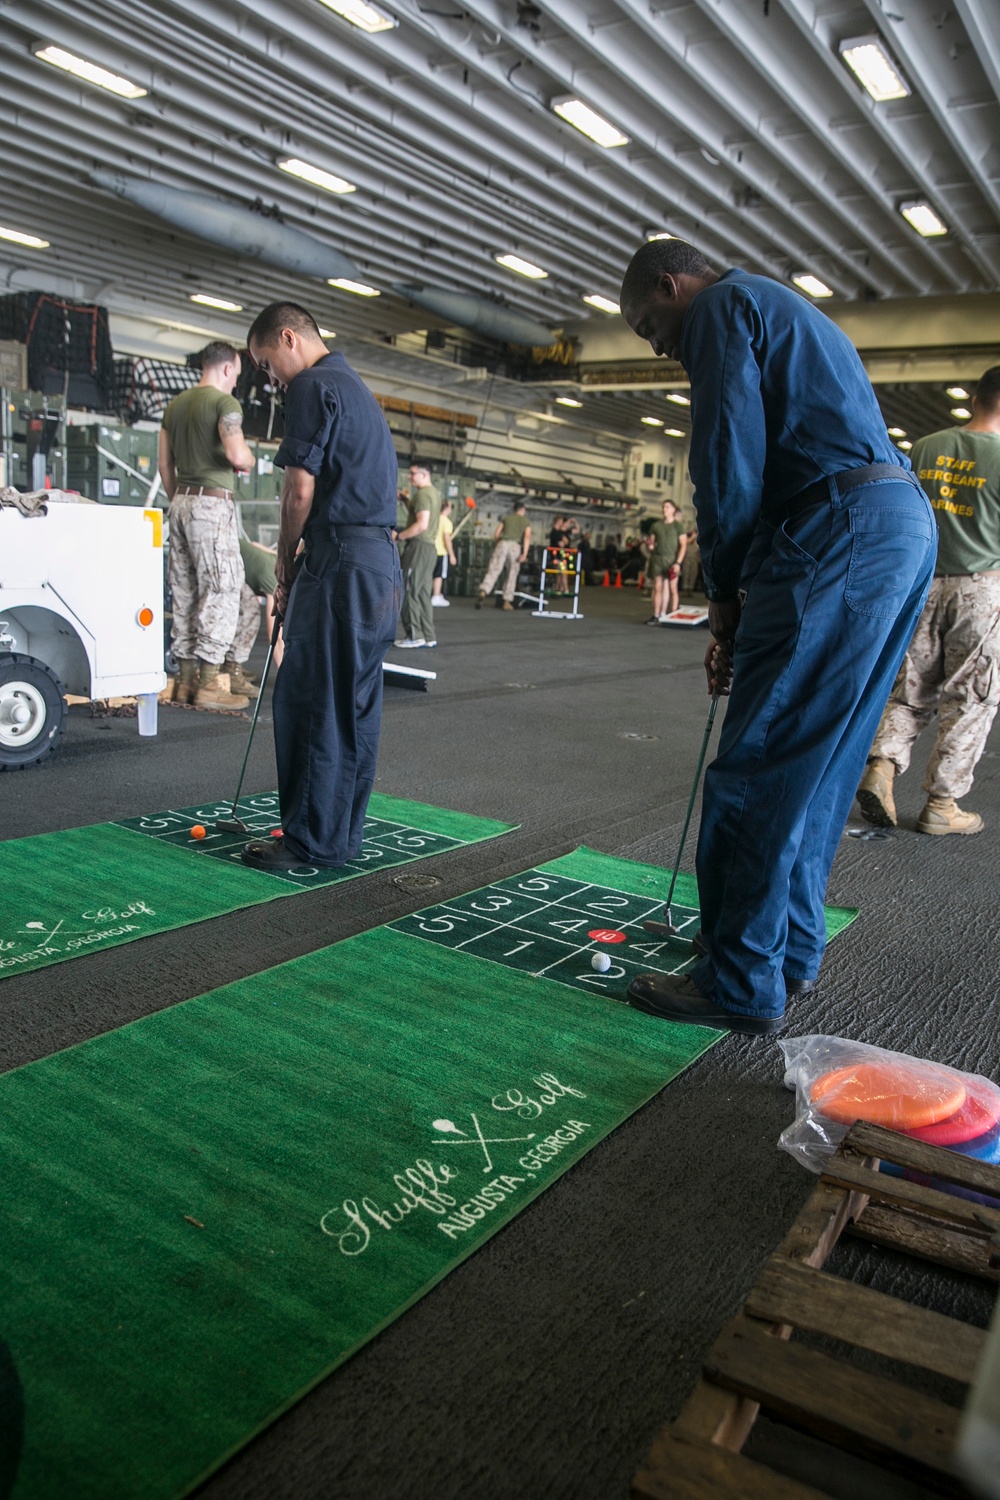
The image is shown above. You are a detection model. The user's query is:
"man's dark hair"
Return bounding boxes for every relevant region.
[975,365,1000,412]
[246,301,322,349]
[513,500,527,512]
[197,340,239,370]
[620,240,715,313]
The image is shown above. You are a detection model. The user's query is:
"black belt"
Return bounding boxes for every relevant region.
[326,523,392,538]
[783,462,920,517]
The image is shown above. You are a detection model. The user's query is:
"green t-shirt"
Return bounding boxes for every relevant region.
[500,512,529,543]
[162,386,243,491]
[648,518,683,562]
[409,484,441,548]
[911,428,1000,575]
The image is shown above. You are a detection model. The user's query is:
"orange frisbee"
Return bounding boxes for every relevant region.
[810,1059,966,1130]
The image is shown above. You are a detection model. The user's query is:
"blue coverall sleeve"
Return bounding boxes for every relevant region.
[275,375,337,475]
[684,284,767,601]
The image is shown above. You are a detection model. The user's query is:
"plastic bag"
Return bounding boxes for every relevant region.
[778,1035,1000,1183]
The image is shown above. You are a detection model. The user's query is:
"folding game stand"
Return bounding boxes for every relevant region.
[528,545,583,620]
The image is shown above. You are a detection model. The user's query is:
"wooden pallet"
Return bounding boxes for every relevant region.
[633,1121,1000,1499]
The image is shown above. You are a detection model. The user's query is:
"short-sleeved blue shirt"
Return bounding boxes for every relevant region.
[681,269,909,600]
[274,352,397,533]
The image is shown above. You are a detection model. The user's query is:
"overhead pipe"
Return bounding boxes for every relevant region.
[90,170,362,283]
[392,284,554,346]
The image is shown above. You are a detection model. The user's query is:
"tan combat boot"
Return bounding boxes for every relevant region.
[194,661,249,712]
[172,657,199,705]
[223,659,259,698]
[475,590,486,609]
[501,601,514,611]
[916,796,984,836]
[856,757,897,827]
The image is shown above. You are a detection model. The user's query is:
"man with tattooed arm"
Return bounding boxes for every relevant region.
[158,340,258,710]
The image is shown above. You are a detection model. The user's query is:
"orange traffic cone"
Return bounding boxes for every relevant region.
[602,570,611,587]
[614,571,622,587]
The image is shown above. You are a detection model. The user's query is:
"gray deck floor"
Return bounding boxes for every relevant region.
[2,585,997,1499]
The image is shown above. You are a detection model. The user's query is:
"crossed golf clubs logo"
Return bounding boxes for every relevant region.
[431,1114,536,1174]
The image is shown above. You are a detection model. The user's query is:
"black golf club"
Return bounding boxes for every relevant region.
[643,693,719,938]
[216,612,281,836]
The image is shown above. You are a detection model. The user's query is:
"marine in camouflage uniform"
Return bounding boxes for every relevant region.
[159,340,256,710]
[858,366,1000,835]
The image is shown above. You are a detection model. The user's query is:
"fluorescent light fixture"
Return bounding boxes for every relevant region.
[551,96,628,149]
[887,426,906,438]
[316,0,397,33]
[189,293,243,311]
[945,387,969,401]
[900,200,948,238]
[0,225,49,248]
[555,396,582,408]
[664,428,685,438]
[646,231,674,242]
[495,253,548,280]
[666,392,690,406]
[793,273,834,298]
[318,328,337,339]
[582,293,620,314]
[641,416,664,427]
[839,35,910,102]
[951,407,972,420]
[897,440,913,451]
[35,44,147,98]
[278,157,356,194]
[327,277,380,296]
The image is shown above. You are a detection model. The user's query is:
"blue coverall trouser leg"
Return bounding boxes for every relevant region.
[691,475,937,1020]
[272,525,402,867]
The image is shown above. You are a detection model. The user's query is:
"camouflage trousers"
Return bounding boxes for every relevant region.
[481,540,522,602]
[869,572,1000,799]
[168,490,254,665]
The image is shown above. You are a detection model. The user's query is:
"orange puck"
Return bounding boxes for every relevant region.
[810,1059,966,1130]
[190,824,206,840]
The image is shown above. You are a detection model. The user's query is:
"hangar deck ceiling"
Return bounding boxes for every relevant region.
[1,0,998,442]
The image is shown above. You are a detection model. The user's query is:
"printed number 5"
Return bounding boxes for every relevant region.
[417,915,467,933]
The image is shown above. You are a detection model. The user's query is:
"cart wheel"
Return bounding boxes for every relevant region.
[0,654,67,770]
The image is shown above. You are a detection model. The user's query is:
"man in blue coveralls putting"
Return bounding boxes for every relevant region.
[620,241,936,1036]
[240,302,402,872]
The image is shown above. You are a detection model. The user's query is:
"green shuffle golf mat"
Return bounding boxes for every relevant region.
[0,847,858,1500]
[0,792,514,982]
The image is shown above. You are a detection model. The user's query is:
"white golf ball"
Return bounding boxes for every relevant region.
[591,951,612,973]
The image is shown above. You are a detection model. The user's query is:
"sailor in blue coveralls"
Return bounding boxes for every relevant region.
[240,302,402,872]
[620,241,936,1036]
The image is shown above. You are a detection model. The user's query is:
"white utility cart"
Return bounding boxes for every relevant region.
[0,498,167,769]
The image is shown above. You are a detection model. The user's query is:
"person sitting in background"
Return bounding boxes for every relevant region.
[432,498,456,608]
[477,500,531,610]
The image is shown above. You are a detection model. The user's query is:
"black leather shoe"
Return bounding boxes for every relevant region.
[626,973,786,1035]
[690,930,816,999]
[240,837,309,872]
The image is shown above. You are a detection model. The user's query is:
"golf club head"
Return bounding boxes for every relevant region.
[216,817,251,836]
[642,919,682,938]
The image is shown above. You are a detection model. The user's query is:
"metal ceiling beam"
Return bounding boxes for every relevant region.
[860,0,1000,220]
[780,0,1000,288]
[953,0,1000,105]
[539,0,905,297]
[683,0,942,294]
